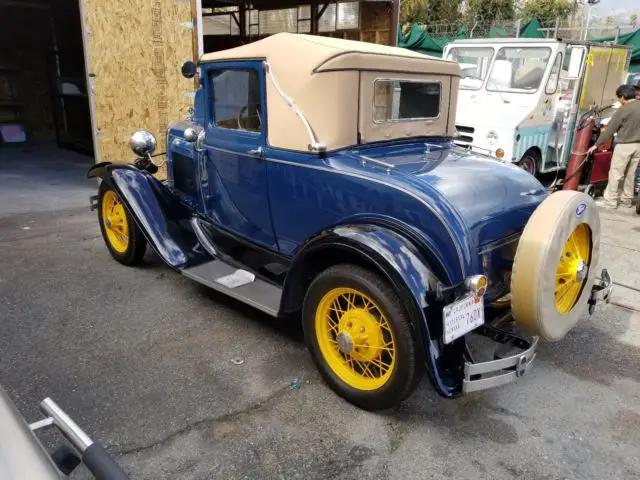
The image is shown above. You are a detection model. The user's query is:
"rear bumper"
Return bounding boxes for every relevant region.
[462,324,537,394]
[462,269,613,394]
[589,269,613,313]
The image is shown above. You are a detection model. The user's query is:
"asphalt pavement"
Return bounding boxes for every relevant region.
[1,143,639,480]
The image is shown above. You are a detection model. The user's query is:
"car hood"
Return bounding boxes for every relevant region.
[455,92,533,130]
[349,145,547,248]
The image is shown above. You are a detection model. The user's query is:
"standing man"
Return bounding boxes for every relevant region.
[588,84,640,209]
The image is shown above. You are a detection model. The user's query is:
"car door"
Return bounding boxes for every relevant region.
[202,62,276,250]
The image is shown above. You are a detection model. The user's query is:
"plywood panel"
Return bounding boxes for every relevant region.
[580,46,631,110]
[82,0,195,163]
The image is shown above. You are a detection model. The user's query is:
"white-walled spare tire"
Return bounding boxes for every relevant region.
[511,191,600,341]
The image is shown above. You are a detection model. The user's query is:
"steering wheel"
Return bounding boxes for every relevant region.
[237,105,262,131]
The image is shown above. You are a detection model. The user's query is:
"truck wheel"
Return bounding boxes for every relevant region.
[97,182,146,266]
[511,191,600,341]
[302,265,422,410]
[517,152,538,176]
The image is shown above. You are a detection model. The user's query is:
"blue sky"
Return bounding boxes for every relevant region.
[596,0,639,15]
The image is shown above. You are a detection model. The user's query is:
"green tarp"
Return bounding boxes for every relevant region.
[397,23,466,58]
[518,17,544,39]
[398,16,639,72]
[397,18,546,57]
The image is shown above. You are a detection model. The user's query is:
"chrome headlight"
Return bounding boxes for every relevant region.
[130,130,157,157]
[486,130,499,146]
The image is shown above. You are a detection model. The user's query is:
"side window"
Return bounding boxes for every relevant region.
[545,53,562,94]
[373,80,440,122]
[210,69,262,132]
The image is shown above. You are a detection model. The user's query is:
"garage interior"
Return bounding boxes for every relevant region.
[0,0,398,165]
[0,0,91,155]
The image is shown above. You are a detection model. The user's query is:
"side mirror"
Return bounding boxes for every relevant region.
[181,61,197,79]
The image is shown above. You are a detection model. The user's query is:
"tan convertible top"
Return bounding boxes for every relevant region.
[201,34,460,151]
[201,33,459,76]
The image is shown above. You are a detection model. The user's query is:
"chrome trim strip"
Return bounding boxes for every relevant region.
[358,154,395,171]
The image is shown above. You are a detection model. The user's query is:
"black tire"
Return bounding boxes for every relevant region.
[97,181,146,266]
[636,194,640,215]
[302,265,422,410]
[517,151,538,177]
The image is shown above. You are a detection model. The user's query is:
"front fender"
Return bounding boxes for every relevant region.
[87,161,113,182]
[91,164,206,269]
[281,224,455,397]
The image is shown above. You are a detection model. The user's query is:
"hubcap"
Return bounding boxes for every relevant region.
[337,332,354,354]
[314,287,396,391]
[555,223,592,314]
[575,260,588,282]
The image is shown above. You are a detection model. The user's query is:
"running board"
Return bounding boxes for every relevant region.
[181,261,282,317]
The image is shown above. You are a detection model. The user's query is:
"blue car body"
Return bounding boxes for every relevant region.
[89,51,548,398]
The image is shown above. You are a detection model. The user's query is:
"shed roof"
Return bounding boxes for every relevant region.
[200,33,460,76]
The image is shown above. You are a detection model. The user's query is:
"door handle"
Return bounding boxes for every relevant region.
[247,147,263,156]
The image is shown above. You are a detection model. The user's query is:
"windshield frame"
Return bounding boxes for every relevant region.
[446,46,496,91]
[486,46,553,95]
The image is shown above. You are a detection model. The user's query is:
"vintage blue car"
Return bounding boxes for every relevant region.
[89,34,612,410]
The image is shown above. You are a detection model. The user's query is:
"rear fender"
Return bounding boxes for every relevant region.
[281,224,455,397]
[94,164,207,269]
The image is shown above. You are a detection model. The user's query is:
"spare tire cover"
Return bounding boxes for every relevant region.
[511,191,600,341]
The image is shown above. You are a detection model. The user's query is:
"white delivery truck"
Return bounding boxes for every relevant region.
[443,38,632,176]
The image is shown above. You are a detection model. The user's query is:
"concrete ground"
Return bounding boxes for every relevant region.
[1,143,639,480]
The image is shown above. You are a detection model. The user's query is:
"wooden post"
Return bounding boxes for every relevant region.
[190,0,199,62]
[239,0,247,43]
[311,1,318,35]
[388,0,399,46]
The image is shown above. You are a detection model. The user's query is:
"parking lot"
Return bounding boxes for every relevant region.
[1,144,640,480]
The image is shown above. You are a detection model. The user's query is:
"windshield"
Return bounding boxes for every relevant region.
[446,47,494,90]
[486,47,552,93]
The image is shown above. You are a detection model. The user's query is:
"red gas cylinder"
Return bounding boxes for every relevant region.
[563,116,595,191]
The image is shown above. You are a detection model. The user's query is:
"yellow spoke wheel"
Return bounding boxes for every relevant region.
[303,265,421,410]
[315,287,396,391]
[97,182,146,266]
[101,190,130,254]
[555,223,591,314]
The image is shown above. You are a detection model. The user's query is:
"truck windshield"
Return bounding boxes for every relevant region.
[486,47,552,93]
[446,47,494,90]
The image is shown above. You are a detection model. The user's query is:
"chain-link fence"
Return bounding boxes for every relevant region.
[405,17,638,43]
[537,18,637,42]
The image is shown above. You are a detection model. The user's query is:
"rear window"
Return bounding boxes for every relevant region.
[373,79,440,123]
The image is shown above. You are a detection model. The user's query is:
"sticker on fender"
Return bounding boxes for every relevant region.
[442,295,485,344]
